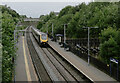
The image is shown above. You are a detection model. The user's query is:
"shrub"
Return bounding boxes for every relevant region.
[99,27,119,63]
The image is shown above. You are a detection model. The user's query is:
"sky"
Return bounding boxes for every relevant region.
[1,0,92,18]
[1,0,119,18]
[2,2,84,18]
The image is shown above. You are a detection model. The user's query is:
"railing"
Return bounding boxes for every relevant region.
[62,38,100,57]
[53,37,120,81]
[68,44,120,81]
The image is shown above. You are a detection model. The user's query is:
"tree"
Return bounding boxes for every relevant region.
[37,2,119,39]
[58,6,72,18]
[37,21,43,30]
[99,27,117,43]
[1,5,20,81]
[99,27,119,63]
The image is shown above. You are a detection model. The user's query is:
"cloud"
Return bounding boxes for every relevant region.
[1,0,92,2]
[1,2,82,18]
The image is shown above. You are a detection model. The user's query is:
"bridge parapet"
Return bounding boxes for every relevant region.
[24,18,40,22]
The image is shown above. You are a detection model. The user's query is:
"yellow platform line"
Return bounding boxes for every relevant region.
[22,37,32,81]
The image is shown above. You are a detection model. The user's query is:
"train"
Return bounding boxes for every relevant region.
[31,27,48,46]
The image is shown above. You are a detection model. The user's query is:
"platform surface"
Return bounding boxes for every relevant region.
[48,39,116,81]
[15,35,38,81]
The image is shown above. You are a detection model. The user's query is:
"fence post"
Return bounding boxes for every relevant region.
[110,58,112,76]
[117,61,119,80]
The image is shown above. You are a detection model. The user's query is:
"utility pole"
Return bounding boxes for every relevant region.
[52,23,54,37]
[14,30,16,48]
[87,27,90,65]
[46,22,48,34]
[47,24,48,34]
[63,23,70,50]
[64,24,67,50]
[83,27,98,65]
[64,24,66,44]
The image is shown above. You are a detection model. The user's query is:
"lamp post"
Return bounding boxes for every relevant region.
[14,29,26,83]
[40,20,48,33]
[63,23,70,50]
[52,23,54,38]
[14,21,20,48]
[47,23,48,34]
[13,21,20,83]
[83,27,98,65]
[64,24,67,45]
[110,58,119,80]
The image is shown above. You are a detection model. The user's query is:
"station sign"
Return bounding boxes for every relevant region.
[76,44,80,48]
[110,58,118,64]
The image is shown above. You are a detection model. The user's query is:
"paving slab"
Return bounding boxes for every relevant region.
[15,35,38,81]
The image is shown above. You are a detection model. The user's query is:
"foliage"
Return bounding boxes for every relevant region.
[37,2,119,64]
[2,5,20,20]
[37,2,118,39]
[58,6,73,18]
[115,30,120,60]
[99,27,119,63]
[1,5,20,82]
[37,21,43,30]
[99,27,117,43]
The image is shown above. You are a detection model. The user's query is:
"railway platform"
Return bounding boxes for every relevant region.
[15,35,38,81]
[48,39,116,82]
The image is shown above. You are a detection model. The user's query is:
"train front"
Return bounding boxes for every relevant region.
[40,33,48,45]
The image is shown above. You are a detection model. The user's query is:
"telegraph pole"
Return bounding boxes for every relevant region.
[64,24,66,44]
[52,23,54,37]
[83,27,98,65]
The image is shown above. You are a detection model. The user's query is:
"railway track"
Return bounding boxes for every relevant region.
[26,26,93,82]
[46,46,92,82]
[41,47,78,82]
[26,27,52,82]
[39,44,92,82]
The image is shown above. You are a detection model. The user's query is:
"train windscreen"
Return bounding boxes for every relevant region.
[41,34,47,40]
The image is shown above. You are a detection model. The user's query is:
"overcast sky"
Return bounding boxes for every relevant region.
[1,2,91,18]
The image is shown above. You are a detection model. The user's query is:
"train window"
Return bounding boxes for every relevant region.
[41,34,47,40]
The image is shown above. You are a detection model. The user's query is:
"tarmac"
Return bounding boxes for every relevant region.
[15,35,38,81]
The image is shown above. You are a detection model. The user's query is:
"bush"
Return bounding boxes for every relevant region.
[100,36,119,63]
[37,2,118,38]
[99,27,119,63]
[2,5,20,82]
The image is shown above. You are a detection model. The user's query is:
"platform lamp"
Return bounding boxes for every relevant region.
[64,24,67,45]
[49,22,54,38]
[63,23,70,50]
[83,27,98,65]
[52,23,54,38]
[46,22,48,34]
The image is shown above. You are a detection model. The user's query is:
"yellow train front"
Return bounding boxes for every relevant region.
[31,27,48,46]
[40,33,48,45]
